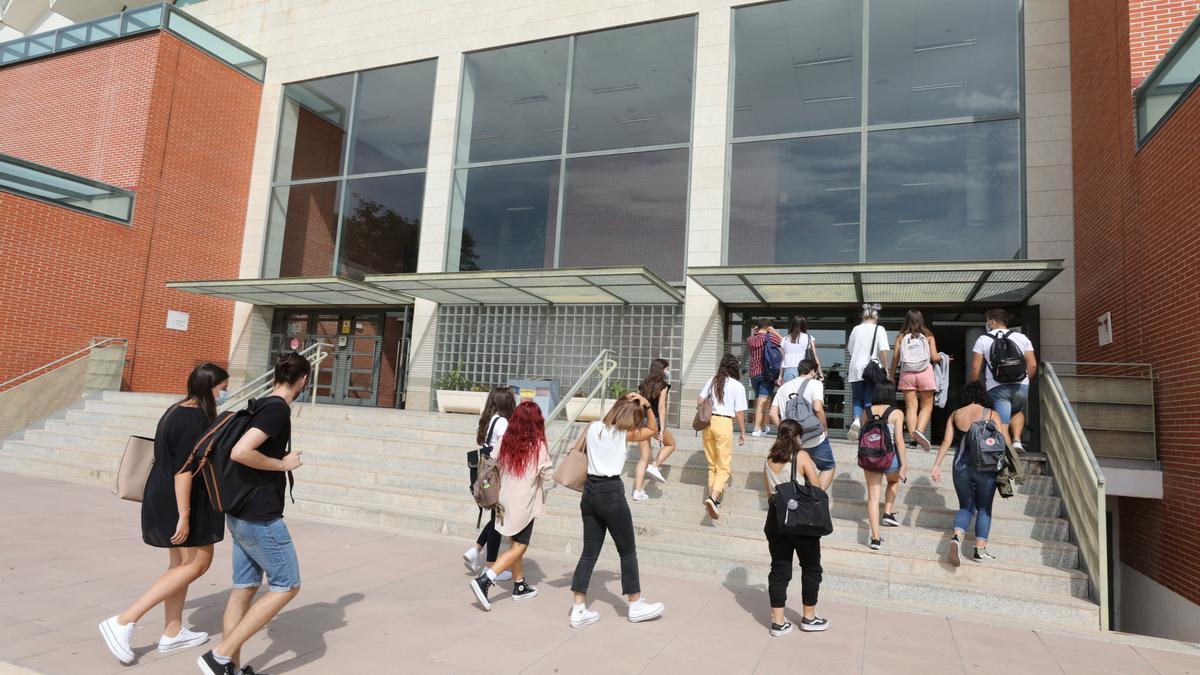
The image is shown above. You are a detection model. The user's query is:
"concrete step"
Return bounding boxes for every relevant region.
[291,495,1100,628]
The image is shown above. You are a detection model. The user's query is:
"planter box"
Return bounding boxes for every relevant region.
[436,390,488,415]
[565,397,608,422]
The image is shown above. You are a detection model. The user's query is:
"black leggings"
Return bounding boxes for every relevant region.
[764,509,822,608]
[476,510,501,562]
[571,476,640,596]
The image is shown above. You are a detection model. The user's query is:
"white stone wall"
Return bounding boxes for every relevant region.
[187,0,1077,402]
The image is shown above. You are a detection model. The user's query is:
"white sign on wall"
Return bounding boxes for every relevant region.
[166,310,190,332]
[1097,312,1113,347]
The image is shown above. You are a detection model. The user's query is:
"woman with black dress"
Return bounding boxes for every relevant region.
[99,363,229,665]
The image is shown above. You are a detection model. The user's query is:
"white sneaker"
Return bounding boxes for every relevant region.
[645,464,666,483]
[463,547,481,574]
[628,598,665,623]
[847,419,861,441]
[157,627,208,653]
[495,570,513,582]
[632,490,649,501]
[570,604,601,628]
[98,615,135,664]
[751,428,765,437]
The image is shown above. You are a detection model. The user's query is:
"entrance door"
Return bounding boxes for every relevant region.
[270,310,404,407]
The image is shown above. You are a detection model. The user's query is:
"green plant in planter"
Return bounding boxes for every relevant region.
[607,379,633,400]
[436,366,475,392]
[470,384,490,393]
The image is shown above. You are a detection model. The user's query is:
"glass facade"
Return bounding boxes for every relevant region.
[447,17,696,282]
[263,59,436,280]
[729,0,1023,265]
[1136,13,1200,141]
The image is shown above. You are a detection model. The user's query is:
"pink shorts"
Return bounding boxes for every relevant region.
[898,366,936,392]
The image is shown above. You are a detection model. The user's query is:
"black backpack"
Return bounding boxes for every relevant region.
[183,398,294,515]
[961,408,1008,473]
[986,330,1028,384]
[772,450,833,537]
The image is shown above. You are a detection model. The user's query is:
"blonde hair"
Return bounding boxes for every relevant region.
[602,397,644,431]
[862,303,881,321]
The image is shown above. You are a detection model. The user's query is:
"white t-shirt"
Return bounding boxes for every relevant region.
[585,421,628,477]
[847,323,889,383]
[780,333,813,368]
[972,329,1035,390]
[770,376,827,448]
[699,376,749,417]
[486,414,509,458]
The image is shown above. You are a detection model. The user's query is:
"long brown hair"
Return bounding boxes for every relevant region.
[638,358,669,404]
[602,397,645,431]
[709,354,741,405]
[899,309,933,338]
[477,386,516,445]
[182,362,229,422]
[497,401,546,477]
[787,315,808,342]
[768,419,804,464]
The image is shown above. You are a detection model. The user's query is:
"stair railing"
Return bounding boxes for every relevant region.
[221,342,332,412]
[0,337,128,439]
[1040,361,1109,630]
[545,349,619,468]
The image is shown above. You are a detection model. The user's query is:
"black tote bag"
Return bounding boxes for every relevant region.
[772,451,833,537]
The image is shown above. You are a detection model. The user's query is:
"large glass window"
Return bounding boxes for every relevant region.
[728,0,1023,264]
[448,17,696,281]
[263,60,436,279]
[1136,14,1200,141]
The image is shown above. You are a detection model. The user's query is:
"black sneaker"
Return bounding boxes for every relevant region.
[868,538,882,550]
[948,535,961,567]
[196,651,236,675]
[800,616,830,632]
[882,512,900,527]
[469,574,494,610]
[239,667,263,675]
[512,580,539,601]
[973,547,997,562]
[769,621,793,637]
[705,497,721,520]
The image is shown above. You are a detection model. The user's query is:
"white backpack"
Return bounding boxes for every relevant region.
[900,334,931,373]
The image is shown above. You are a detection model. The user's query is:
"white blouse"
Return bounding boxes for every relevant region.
[585,421,628,477]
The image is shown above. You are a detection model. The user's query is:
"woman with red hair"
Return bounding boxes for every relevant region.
[469,401,553,610]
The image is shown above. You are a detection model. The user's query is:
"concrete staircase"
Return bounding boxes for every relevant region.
[0,391,1102,630]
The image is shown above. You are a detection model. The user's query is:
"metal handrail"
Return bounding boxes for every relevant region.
[220,342,332,412]
[1043,363,1106,487]
[546,350,619,470]
[0,337,127,390]
[546,349,617,422]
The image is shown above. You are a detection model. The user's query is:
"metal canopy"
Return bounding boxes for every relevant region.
[365,267,683,305]
[166,277,414,307]
[687,260,1064,307]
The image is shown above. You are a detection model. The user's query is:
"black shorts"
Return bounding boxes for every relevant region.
[511,519,535,546]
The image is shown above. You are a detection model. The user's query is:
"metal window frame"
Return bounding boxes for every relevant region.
[1134,11,1200,146]
[723,0,1026,265]
[0,152,135,224]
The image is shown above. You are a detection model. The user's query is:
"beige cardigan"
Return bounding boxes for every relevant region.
[495,440,553,536]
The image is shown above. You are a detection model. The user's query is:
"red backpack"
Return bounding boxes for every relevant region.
[857,406,898,472]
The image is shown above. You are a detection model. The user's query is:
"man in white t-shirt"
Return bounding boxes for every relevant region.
[769,360,835,490]
[971,308,1038,451]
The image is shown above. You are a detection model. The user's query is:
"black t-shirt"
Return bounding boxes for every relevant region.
[229,396,292,522]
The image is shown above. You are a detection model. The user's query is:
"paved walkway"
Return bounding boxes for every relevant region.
[1,474,1198,674]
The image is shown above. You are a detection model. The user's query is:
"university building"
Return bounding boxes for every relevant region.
[1,0,1198,640]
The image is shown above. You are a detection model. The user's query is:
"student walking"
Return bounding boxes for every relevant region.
[860,381,907,550]
[469,401,553,610]
[698,354,748,520]
[768,359,835,490]
[970,308,1038,451]
[931,381,1006,565]
[846,304,889,441]
[463,386,516,581]
[745,318,782,436]
[99,364,229,665]
[633,358,677,499]
[763,419,828,635]
[569,394,666,628]
[195,353,309,675]
[779,315,820,384]
[891,309,941,451]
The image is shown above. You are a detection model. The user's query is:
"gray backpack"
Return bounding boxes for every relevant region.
[783,379,826,444]
[961,408,1008,473]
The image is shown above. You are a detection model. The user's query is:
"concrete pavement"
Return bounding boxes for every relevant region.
[0,473,1197,674]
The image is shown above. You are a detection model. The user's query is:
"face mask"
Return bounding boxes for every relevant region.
[664,370,672,382]
[216,390,230,405]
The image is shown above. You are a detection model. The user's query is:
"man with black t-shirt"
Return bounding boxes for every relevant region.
[197,353,310,675]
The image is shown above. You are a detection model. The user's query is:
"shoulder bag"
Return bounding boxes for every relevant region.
[860,326,888,386]
[552,428,589,492]
[772,450,833,537]
[692,381,714,431]
[113,435,156,502]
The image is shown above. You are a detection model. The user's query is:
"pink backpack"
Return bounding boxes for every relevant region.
[857,406,898,472]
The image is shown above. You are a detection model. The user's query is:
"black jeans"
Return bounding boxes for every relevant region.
[764,508,822,608]
[571,476,640,596]
[476,510,501,562]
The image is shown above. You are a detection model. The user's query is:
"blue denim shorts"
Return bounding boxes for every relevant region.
[803,437,836,472]
[751,374,775,398]
[988,383,1029,424]
[227,515,301,593]
[781,367,799,383]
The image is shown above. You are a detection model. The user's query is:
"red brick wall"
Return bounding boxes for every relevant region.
[1071,0,1200,606]
[0,32,261,394]
[1129,0,1200,87]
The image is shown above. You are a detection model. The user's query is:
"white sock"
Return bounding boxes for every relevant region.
[213,651,232,665]
[485,568,497,581]
[573,603,586,612]
[1013,441,1025,449]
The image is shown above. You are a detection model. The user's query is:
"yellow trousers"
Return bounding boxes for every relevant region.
[702,415,733,498]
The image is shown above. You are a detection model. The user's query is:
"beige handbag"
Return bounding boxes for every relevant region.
[113,435,155,502]
[553,443,588,492]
